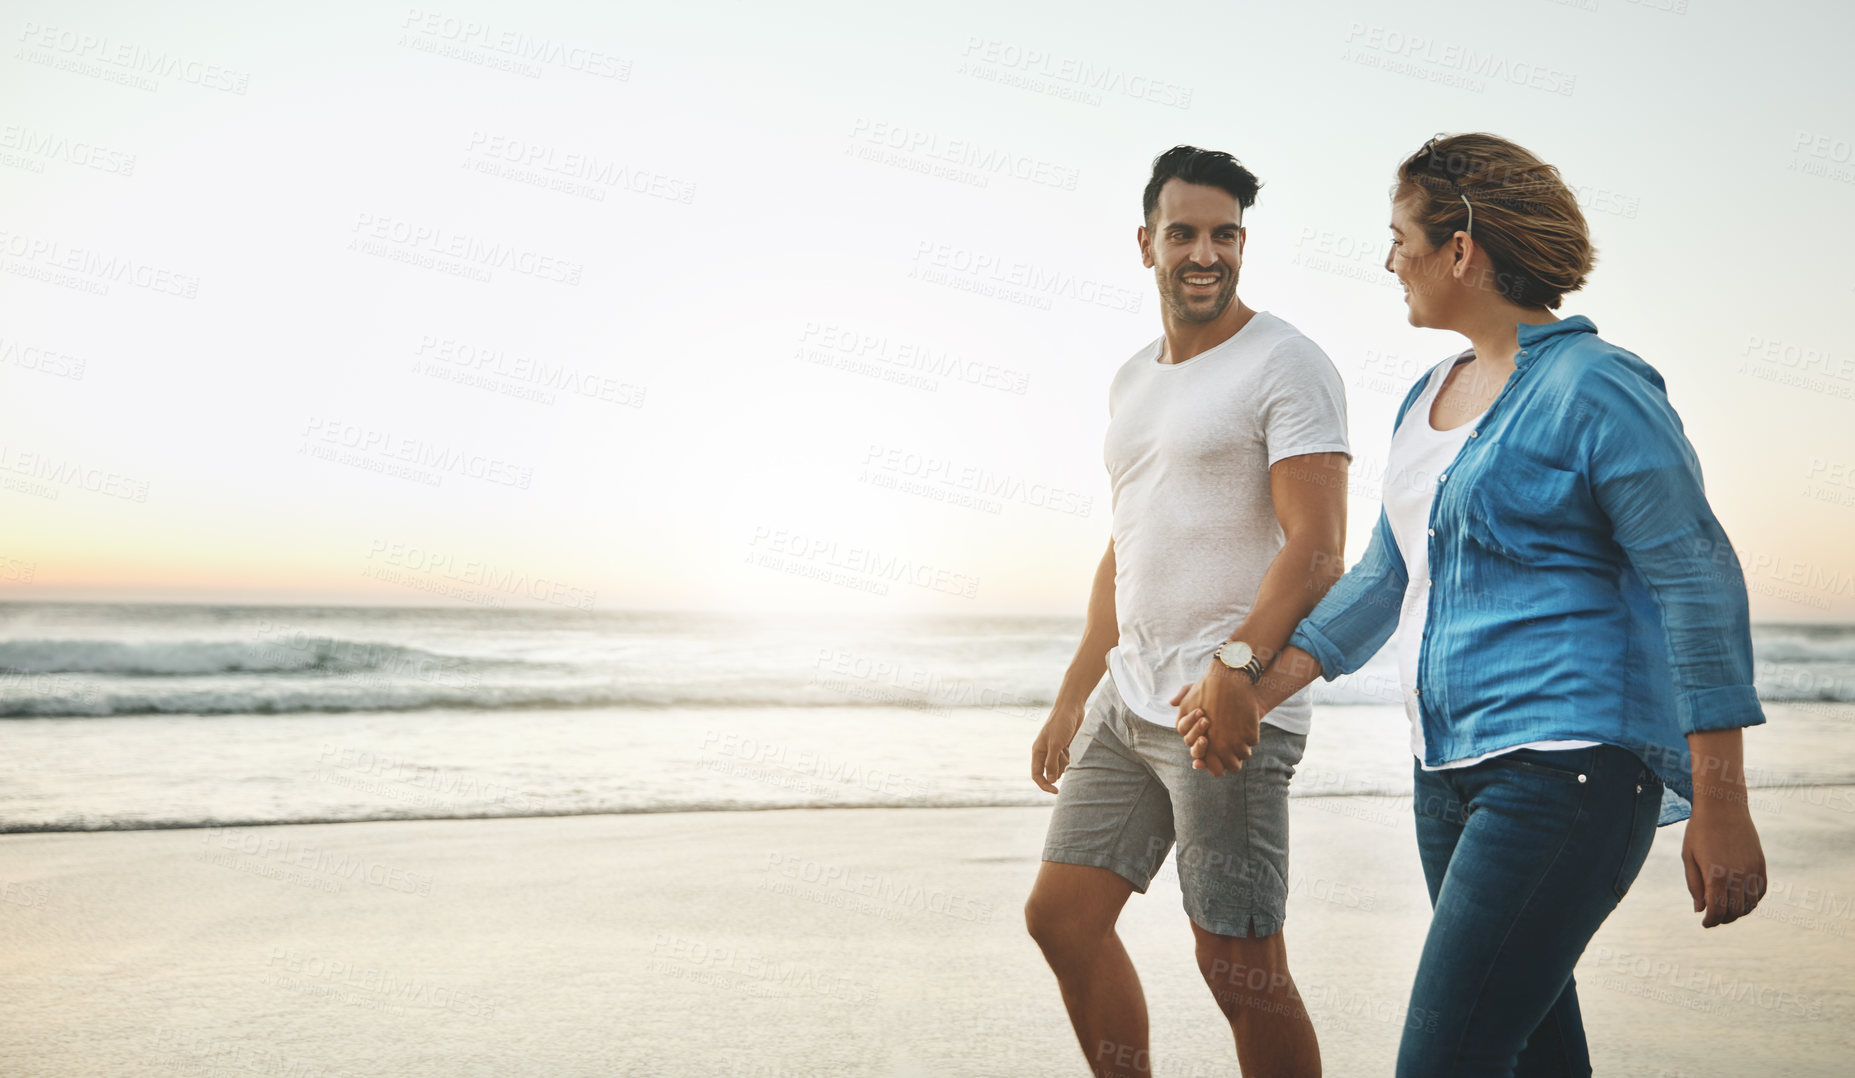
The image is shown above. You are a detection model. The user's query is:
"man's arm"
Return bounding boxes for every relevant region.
[1032,538,1117,793]
[1170,452,1348,776]
[1224,452,1350,672]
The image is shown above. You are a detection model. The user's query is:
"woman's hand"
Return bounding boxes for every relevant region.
[1682,801,1766,927]
[1683,727,1767,927]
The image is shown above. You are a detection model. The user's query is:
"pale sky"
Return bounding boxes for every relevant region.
[2,0,1852,620]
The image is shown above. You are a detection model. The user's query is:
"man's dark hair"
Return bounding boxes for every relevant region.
[1142,145,1263,226]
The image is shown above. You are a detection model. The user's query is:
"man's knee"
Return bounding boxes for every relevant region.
[1024,879,1096,952]
[1024,892,1063,946]
[1025,863,1130,950]
[1026,893,1112,954]
[1195,930,1297,1012]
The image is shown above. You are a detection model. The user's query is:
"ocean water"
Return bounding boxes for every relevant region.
[1,602,1850,831]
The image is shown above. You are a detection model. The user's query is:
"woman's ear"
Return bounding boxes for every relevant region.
[1449,232,1475,279]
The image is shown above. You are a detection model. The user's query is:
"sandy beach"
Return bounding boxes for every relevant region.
[3,790,1852,1077]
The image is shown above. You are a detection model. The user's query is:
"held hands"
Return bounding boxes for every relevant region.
[1682,798,1768,928]
[1171,664,1261,777]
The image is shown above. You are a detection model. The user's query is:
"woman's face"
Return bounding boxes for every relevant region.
[1385,193,1452,328]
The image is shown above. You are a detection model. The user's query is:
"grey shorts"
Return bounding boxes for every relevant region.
[1040,675,1307,938]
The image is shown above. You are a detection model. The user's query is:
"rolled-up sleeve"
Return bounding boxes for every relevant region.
[1288,506,1409,680]
[1580,365,1765,734]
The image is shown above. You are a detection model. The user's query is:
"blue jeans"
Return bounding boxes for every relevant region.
[1398,745,1663,1077]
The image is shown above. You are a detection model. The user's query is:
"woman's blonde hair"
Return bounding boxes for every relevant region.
[1395,133,1595,309]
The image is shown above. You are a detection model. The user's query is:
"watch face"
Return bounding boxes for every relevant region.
[1221,641,1253,667]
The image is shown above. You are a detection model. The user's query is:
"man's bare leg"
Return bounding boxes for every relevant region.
[1192,921,1321,1077]
[1025,861,1150,1077]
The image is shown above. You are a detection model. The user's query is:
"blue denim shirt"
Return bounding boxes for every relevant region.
[1288,316,1764,824]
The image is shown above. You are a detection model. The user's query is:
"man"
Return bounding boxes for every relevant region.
[1024,145,1351,1078]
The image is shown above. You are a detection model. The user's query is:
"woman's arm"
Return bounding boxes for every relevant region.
[1581,358,1767,925]
[1276,505,1408,687]
[1684,728,1767,927]
[1180,506,1408,766]
[1580,361,1765,737]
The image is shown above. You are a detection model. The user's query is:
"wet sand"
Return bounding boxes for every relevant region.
[2,791,1851,1076]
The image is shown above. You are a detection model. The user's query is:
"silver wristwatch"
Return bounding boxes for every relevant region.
[1214,640,1264,684]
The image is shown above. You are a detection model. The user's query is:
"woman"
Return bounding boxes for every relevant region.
[1177,133,1769,1076]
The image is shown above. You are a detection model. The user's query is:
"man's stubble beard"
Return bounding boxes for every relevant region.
[1159,264,1241,324]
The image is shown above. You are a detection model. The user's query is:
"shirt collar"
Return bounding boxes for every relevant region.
[1514,315,1597,369]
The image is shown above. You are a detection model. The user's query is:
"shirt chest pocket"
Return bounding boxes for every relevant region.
[1462,451,1608,567]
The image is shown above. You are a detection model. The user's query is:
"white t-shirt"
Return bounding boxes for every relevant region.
[1387,354,1596,768]
[1102,311,1352,733]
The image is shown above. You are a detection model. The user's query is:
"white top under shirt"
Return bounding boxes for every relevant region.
[1102,311,1352,734]
[1387,354,1597,769]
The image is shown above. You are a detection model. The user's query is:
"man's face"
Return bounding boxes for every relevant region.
[1140,178,1245,324]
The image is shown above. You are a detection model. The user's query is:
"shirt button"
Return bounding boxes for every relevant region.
[1413,688,1421,696]
[1439,473,1448,482]
[1576,774,1587,783]
[1427,577,1433,586]
[1427,528,1436,536]
[1469,430,1479,437]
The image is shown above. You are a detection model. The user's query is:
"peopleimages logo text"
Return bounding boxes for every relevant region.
[959,37,1192,108]
[909,242,1142,313]
[1343,23,1576,96]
